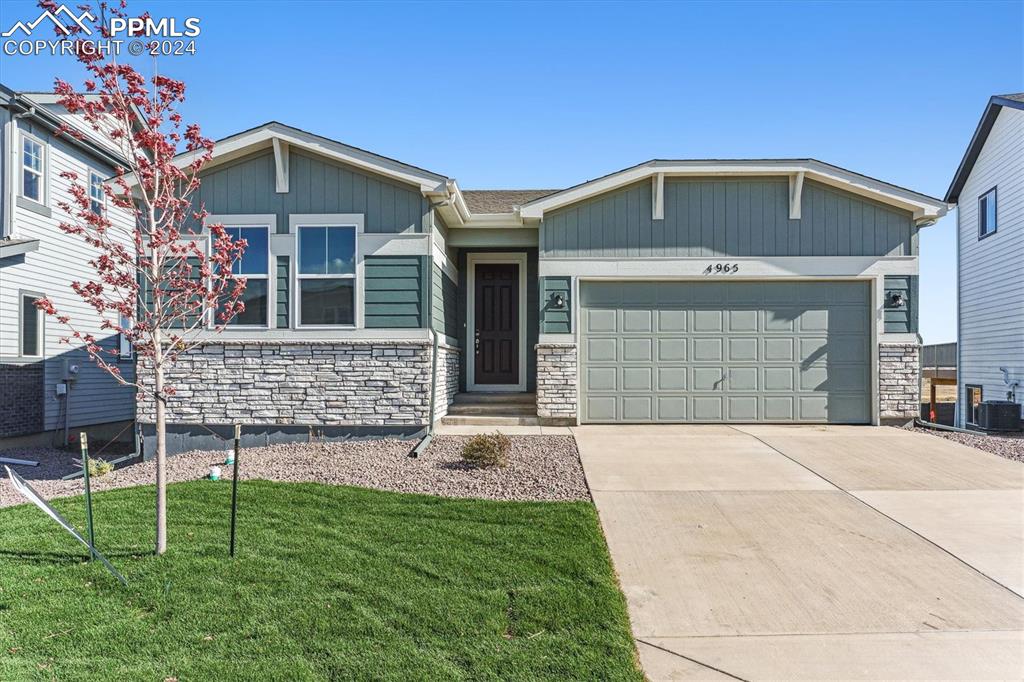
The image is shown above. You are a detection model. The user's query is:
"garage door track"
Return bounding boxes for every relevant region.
[574,425,1024,680]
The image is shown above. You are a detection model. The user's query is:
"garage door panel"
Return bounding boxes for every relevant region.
[586,337,617,362]
[586,308,617,333]
[727,396,759,421]
[623,309,653,332]
[622,338,653,361]
[728,309,759,332]
[657,338,688,361]
[693,310,724,332]
[657,309,688,332]
[580,281,870,424]
[692,338,724,361]
[728,337,758,361]
[657,367,687,390]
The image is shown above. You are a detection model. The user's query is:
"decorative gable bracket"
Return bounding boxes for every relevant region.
[272,138,289,193]
[788,171,804,220]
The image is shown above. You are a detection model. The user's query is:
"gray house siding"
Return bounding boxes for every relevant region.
[541,177,916,258]
[275,256,290,328]
[540,276,572,333]
[193,149,428,234]
[364,256,430,328]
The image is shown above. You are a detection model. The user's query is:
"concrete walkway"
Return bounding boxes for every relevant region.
[574,425,1024,680]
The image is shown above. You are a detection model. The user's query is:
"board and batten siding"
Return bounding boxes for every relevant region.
[192,149,428,234]
[957,105,1024,424]
[0,117,135,432]
[541,177,916,258]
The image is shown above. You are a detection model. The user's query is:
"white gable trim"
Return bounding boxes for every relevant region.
[519,160,949,224]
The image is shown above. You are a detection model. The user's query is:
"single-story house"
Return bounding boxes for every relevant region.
[135,122,949,454]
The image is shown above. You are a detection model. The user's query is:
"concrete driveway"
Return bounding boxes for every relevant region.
[573,425,1024,680]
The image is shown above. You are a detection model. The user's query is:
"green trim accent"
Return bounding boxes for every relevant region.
[883,275,917,333]
[276,256,290,328]
[540,276,572,333]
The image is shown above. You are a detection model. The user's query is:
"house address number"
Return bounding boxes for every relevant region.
[703,263,740,274]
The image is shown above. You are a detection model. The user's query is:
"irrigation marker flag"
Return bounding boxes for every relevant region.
[5,466,128,586]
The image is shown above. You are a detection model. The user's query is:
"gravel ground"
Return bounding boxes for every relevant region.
[0,435,588,509]
[906,425,1024,463]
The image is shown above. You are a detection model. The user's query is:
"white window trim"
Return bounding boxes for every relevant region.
[18,290,45,359]
[20,131,47,206]
[978,187,997,239]
[89,170,105,215]
[466,252,528,393]
[289,214,365,329]
[205,215,277,330]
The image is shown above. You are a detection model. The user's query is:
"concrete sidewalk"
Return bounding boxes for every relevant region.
[574,425,1024,680]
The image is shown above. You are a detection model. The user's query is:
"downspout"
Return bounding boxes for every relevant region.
[411,328,439,458]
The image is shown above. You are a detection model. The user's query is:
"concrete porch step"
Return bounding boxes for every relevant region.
[446,403,537,417]
[439,415,540,426]
[451,392,536,405]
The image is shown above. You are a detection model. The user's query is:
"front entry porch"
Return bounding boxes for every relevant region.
[441,392,538,426]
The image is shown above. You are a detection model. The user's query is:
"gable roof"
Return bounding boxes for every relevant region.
[945,94,1024,203]
[519,159,948,224]
[462,189,560,214]
[150,121,449,192]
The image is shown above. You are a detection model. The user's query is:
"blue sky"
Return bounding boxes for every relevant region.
[3,0,1022,343]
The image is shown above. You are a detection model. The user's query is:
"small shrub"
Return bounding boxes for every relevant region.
[460,432,512,468]
[87,458,114,478]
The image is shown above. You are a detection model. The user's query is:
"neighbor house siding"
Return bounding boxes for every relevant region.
[0,116,136,432]
[541,177,916,258]
[363,256,429,328]
[192,149,428,234]
[957,106,1024,424]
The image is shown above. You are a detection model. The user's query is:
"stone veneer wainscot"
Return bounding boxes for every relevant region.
[137,341,442,427]
[879,343,921,422]
[536,343,578,423]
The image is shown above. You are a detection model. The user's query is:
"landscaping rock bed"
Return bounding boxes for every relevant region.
[0,435,588,508]
[907,425,1024,463]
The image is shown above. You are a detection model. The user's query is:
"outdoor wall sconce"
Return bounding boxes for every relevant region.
[888,292,906,308]
[550,293,566,309]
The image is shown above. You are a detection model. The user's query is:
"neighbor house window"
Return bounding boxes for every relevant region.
[979,188,997,238]
[118,313,133,359]
[21,133,45,203]
[965,385,983,425]
[297,225,356,326]
[221,226,270,326]
[89,171,104,215]
[19,293,43,357]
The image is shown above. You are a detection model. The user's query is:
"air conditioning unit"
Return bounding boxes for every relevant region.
[976,401,1023,432]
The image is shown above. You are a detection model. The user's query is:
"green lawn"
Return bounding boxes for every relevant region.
[0,480,641,681]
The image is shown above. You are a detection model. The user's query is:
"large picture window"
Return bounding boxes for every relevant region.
[221,226,270,326]
[297,225,356,326]
[21,133,45,203]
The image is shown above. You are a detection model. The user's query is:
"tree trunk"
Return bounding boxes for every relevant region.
[154,354,167,555]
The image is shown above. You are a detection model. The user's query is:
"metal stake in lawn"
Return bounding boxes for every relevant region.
[80,432,96,559]
[229,424,241,557]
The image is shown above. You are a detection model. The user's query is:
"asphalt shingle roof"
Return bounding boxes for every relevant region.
[462,189,560,214]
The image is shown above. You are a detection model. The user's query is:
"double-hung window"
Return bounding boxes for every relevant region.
[297,225,357,326]
[965,385,983,426]
[21,133,45,204]
[90,172,105,215]
[978,187,997,239]
[222,226,270,326]
[118,313,133,359]
[19,293,43,358]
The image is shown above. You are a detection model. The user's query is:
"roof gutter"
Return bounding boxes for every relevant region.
[8,95,127,169]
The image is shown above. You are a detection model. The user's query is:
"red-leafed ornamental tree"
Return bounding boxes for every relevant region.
[34,0,247,554]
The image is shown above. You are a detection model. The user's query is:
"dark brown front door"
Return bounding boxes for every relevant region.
[474,263,519,385]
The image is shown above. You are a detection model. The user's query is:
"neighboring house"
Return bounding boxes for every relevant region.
[945,94,1024,428]
[131,122,948,455]
[0,86,136,446]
